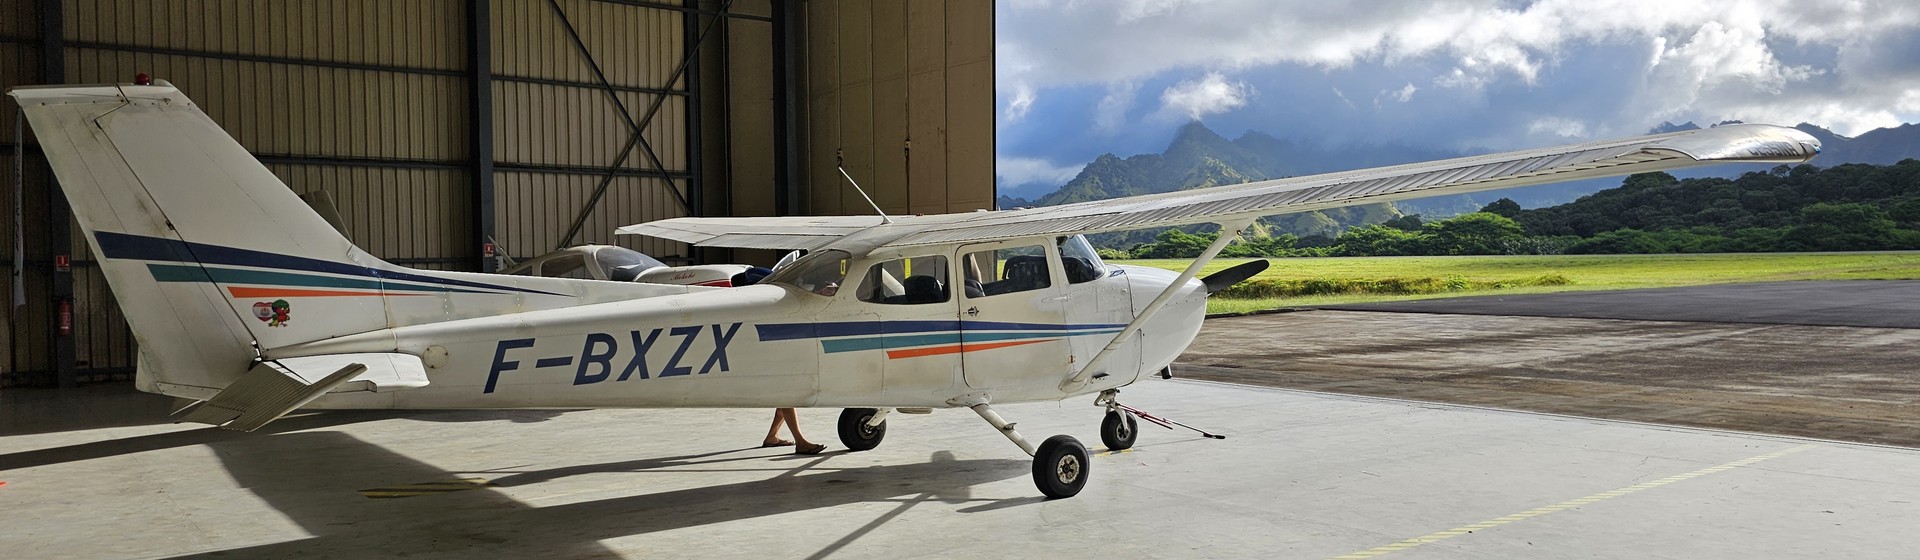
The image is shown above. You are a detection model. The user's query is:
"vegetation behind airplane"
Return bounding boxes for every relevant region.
[1120,160,1920,258]
[1005,121,1920,250]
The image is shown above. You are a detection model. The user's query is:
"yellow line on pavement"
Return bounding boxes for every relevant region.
[1330,444,1816,559]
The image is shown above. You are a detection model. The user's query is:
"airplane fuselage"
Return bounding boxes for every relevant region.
[285,257,1205,411]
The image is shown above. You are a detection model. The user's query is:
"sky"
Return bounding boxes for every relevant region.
[994,0,1920,199]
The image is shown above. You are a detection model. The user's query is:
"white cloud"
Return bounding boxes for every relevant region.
[1370,82,1417,107]
[1376,82,1418,106]
[1094,82,1140,132]
[1160,72,1253,120]
[1331,86,1356,109]
[1653,20,1817,95]
[995,155,1083,189]
[1115,0,1198,23]
[998,0,1920,135]
[1527,117,1591,138]
[1003,84,1037,123]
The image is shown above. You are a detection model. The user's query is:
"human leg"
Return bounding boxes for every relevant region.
[762,409,793,447]
[783,408,825,454]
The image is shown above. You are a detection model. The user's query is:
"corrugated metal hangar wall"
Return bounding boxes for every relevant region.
[0,0,995,388]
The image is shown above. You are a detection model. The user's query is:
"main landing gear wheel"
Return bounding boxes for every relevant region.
[1032,435,1090,499]
[837,408,886,451]
[1100,410,1138,451]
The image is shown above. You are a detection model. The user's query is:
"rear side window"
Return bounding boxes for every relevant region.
[537,253,591,279]
[961,245,1051,297]
[858,256,951,305]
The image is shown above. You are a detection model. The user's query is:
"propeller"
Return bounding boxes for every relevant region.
[1200,259,1270,294]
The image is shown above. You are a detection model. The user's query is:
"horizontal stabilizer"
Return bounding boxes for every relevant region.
[171,361,368,431]
[279,353,430,394]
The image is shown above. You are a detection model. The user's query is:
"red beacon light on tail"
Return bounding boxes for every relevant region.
[133,73,152,86]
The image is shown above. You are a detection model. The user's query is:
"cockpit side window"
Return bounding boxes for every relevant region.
[961,245,1051,297]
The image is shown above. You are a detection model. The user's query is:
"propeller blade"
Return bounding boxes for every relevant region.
[1200,259,1270,294]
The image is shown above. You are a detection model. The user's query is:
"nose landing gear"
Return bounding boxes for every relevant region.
[1094,389,1226,448]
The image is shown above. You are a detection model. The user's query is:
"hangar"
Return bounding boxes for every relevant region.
[0,0,995,389]
[9,4,1920,557]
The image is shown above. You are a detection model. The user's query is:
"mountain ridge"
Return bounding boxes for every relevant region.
[1004,120,1920,243]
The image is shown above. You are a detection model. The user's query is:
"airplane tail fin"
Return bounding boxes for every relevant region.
[10,83,418,395]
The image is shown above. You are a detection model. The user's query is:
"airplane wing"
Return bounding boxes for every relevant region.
[615,215,888,250]
[624,124,1819,251]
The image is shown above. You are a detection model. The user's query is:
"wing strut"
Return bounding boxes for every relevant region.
[1061,218,1253,392]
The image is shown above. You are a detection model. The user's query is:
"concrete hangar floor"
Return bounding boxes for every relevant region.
[4,281,1919,559]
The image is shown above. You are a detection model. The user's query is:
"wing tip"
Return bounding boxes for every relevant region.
[1651,123,1821,164]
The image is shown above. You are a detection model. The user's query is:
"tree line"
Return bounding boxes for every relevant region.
[1116,160,1920,258]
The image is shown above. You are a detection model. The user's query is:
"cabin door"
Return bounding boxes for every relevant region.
[955,240,1072,391]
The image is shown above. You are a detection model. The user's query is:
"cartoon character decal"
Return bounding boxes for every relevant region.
[253,300,291,327]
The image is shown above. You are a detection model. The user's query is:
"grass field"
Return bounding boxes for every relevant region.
[1120,252,1920,314]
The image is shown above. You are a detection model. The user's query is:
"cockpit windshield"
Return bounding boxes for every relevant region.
[593,246,668,282]
[1056,234,1106,284]
[764,250,852,296]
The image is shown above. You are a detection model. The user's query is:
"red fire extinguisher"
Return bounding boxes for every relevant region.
[58,299,72,336]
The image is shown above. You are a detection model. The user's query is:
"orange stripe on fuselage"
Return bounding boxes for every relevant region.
[226,286,423,298]
[885,338,1052,359]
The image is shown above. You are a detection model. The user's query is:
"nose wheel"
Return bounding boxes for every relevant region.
[1100,410,1138,450]
[1094,389,1226,445]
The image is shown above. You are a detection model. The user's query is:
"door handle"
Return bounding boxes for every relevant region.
[965,306,979,317]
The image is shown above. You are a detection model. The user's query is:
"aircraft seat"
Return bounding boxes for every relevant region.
[1062,257,1101,283]
[902,275,947,304]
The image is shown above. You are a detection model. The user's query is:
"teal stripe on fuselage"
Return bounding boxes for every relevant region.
[818,328,1125,353]
[822,333,961,353]
[147,264,490,294]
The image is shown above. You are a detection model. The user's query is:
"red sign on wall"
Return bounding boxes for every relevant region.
[54,255,70,272]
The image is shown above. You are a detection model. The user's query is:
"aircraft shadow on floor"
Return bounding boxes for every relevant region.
[0,410,406,471]
[163,430,1028,558]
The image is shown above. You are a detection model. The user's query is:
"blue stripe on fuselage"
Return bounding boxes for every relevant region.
[756,320,1128,342]
[94,231,565,296]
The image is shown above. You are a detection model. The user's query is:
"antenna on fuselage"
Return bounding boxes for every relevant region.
[836,149,892,224]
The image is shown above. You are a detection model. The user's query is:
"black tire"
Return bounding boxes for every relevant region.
[1032,435,1090,499]
[1100,411,1138,451]
[837,408,886,452]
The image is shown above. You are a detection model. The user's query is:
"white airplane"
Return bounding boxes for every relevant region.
[8,82,1819,498]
